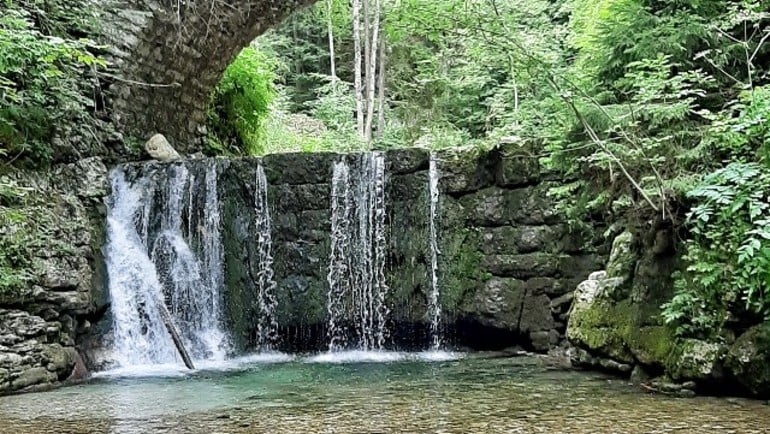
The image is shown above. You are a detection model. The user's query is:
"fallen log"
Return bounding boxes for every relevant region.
[157,301,195,370]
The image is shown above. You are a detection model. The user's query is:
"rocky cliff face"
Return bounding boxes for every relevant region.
[0,158,108,394]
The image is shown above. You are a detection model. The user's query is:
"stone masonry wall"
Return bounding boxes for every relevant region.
[174,145,607,352]
[433,145,607,351]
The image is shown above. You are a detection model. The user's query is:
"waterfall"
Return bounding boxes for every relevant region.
[428,154,442,349]
[104,162,230,368]
[326,153,389,351]
[254,163,279,350]
[105,170,177,366]
[327,161,352,351]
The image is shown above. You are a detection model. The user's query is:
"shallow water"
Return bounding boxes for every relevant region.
[1,353,768,434]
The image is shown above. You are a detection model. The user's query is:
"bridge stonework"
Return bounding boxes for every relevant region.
[97,0,314,153]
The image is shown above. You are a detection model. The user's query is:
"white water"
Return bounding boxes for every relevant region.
[428,154,442,350]
[105,171,176,366]
[104,163,230,369]
[327,160,352,351]
[326,153,389,351]
[254,163,279,350]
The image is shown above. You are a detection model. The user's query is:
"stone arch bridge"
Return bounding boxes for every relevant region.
[99,0,315,153]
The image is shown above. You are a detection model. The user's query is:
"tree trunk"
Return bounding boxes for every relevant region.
[352,0,364,137]
[362,0,371,119]
[327,0,336,80]
[376,38,386,139]
[363,0,381,144]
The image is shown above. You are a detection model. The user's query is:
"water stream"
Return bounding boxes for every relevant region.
[326,153,389,351]
[428,153,442,349]
[254,163,279,350]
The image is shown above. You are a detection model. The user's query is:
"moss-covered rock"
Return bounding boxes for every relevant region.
[606,231,635,280]
[725,324,770,396]
[567,232,678,370]
[665,339,725,381]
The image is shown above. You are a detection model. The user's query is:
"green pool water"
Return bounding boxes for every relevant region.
[0,353,768,433]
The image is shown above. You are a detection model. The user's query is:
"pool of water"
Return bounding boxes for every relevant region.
[0,352,768,433]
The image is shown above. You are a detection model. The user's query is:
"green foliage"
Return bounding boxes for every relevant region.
[207,46,278,156]
[663,163,770,338]
[0,178,36,298]
[0,0,104,167]
[663,85,770,338]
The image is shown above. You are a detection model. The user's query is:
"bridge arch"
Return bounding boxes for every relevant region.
[98,0,315,153]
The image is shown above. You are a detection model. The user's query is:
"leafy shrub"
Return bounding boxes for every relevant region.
[0,1,104,168]
[662,86,770,337]
[663,163,770,338]
[207,46,278,156]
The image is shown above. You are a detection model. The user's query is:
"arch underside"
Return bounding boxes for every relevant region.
[100,0,315,153]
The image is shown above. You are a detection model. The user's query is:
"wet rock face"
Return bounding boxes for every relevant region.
[430,144,607,352]
[566,229,770,397]
[726,324,770,397]
[567,231,679,371]
[172,145,607,353]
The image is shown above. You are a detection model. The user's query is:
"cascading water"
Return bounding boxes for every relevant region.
[427,154,442,349]
[104,162,230,369]
[327,161,352,351]
[326,153,389,351]
[254,163,279,350]
[105,170,177,366]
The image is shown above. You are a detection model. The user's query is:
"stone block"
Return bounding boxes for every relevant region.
[482,253,561,278]
[480,226,557,255]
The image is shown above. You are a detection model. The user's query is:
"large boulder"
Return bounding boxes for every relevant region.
[725,324,770,396]
[566,232,677,370]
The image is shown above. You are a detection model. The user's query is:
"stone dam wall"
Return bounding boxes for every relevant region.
[0,145,607,394]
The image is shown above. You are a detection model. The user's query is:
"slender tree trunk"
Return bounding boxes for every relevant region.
[352,0,364,137]
[376,38,386,139]
[364,0,381,143]
[362,0,371,120]
[327,0,337,81]
[158,300,195,370]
